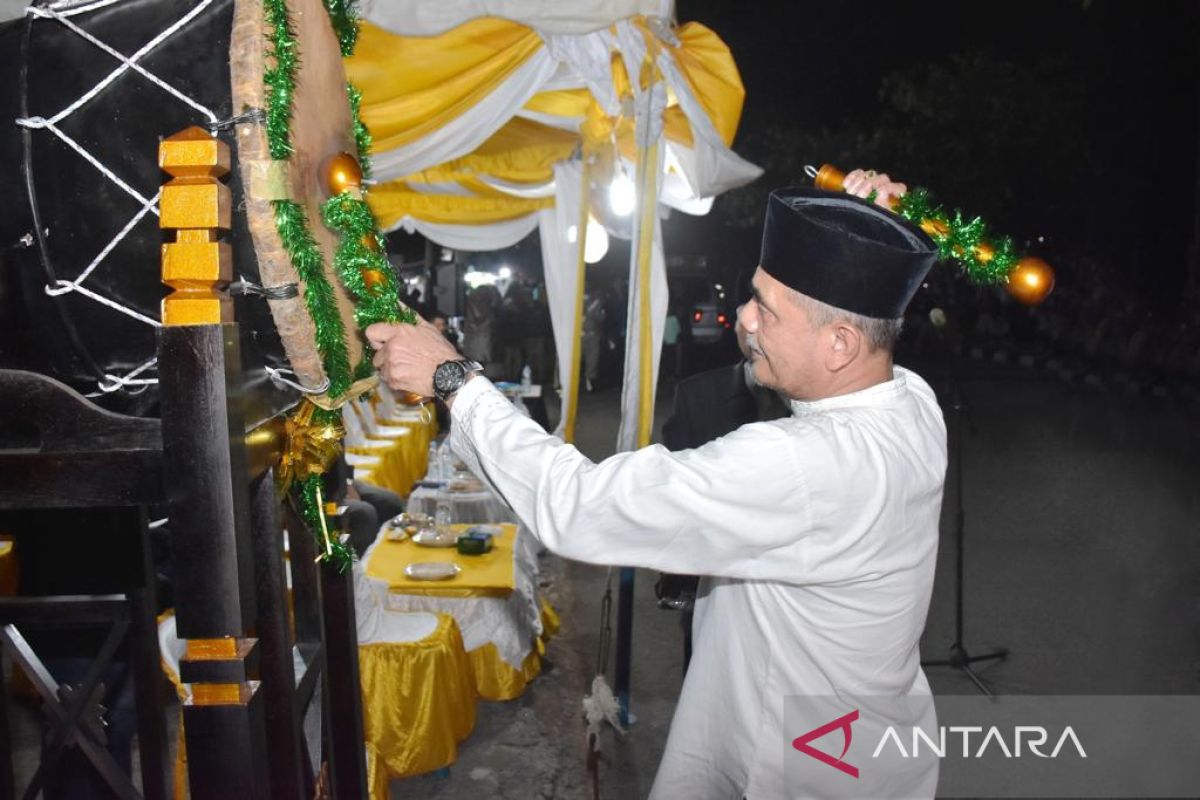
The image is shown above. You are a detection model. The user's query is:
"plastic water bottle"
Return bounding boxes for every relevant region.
[427,441,440,480]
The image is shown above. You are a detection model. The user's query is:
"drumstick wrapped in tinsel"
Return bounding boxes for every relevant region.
[807,164,1055,305]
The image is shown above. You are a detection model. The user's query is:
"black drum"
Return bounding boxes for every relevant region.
[0,0,366,419]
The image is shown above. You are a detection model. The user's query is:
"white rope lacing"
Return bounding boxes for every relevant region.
[44,0,127,19]
[265,366,332,396]
[84,356,159,397]
[16,0,218,394]
[24,2,219,128]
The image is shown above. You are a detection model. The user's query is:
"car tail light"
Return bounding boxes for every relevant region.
[692,310,702,322]
[716,313,727,324]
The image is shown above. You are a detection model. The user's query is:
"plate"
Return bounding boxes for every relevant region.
[411,528,458,548]
[389,511,432,528]
[404,562,461,581]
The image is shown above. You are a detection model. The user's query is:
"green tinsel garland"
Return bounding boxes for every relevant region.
[300,477,354,574]
[893,188,1017,286]
[322,192,417,329]
[264,0,356,400]
[262,0,414,564]
[323,0,360,58]
[263,0,297,161]
[347,82,371,179]
[272,200,354,398]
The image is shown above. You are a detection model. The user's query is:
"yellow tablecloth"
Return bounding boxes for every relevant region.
[365,524,517,598]
[353,403,439,497]
[349,438,421,497]
[360,613,477,791]
[0,538,16,596]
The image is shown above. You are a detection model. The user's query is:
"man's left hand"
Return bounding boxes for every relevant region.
[366,318,460,398]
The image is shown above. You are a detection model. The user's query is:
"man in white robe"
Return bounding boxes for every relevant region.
[367,173,945,799]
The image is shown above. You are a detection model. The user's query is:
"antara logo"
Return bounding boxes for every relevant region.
[791,709,860,778]
[791,710,1088,779]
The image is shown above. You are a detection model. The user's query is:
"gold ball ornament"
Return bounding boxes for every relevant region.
[1006,256,1055,305]
[361,233,380,251]
[323,152,363,195]
[361,268,387,293]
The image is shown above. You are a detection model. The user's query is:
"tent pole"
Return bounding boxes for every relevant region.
[617,88,661,724]
[563,158,592,443]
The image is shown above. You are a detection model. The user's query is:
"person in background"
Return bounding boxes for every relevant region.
[581,291,606,392]
[662,302,681,380]
[431,311,459,349]
[462,285,499,372]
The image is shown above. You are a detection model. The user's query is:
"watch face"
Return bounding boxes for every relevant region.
[435,361,466,395]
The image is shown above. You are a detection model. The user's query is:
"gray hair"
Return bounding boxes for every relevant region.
[787,289,903,353]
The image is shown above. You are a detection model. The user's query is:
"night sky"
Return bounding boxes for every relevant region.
[666,0,1200,317]
[402,2,1200,327]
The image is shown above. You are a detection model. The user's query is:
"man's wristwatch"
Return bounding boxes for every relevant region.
[432,359,483,401]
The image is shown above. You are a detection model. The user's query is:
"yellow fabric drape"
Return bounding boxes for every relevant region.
[368,182,551,230]
[350,439,422,498]
[359,614,477,789]
[522,87,593,119]
[663,21,748,147]
[347,19,544,152]
[408,116,577,186]
[366,523,518,597]
[156,611,191,800]
[467,643,542,702]
[352,14,751,232]
[467,599,559,701]
[354,402,438,496]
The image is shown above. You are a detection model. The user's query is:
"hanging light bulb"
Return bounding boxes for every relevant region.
[609,170,636,217]
[584,216,609,264]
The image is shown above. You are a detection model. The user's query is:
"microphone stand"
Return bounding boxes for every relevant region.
[921,312,1007,696]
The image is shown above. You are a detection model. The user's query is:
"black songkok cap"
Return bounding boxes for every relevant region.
[759,187,939,319]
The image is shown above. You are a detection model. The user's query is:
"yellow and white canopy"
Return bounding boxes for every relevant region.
[348,2,761,445]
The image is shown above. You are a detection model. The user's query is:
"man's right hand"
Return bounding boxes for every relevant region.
[843,168,907,209]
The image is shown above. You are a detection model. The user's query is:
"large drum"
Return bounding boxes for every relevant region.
[0,0,369,418]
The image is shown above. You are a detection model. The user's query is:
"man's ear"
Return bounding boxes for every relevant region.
[826,322,862,371]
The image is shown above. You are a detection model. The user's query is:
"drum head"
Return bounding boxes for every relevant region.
[0,0,365,418]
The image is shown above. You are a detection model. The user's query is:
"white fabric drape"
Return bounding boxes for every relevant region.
[359,0,674,37]
[615,214,667,450]
[656,48,763,198]
[615,79,668,452]
[387,213,541,251]
[536,161,584,437]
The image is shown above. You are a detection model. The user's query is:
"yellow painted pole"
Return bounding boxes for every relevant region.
[562,157,592,444]
[634,140,659,449]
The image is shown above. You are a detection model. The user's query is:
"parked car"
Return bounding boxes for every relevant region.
[669,274,732,346]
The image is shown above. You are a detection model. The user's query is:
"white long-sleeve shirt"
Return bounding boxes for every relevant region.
[449,366,946,799]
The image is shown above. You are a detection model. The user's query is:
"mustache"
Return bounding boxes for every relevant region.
[745,333,764,358]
